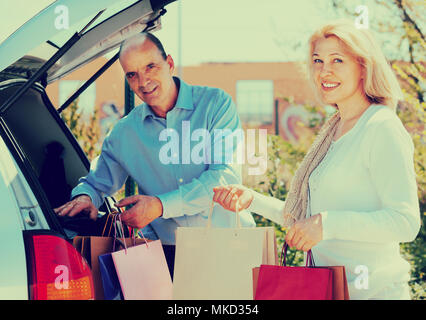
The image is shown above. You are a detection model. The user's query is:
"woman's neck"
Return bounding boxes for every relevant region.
[333,92,372,141]
[337,92,371,123]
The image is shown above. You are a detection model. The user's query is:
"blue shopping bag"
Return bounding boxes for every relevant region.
[98,253,123,300]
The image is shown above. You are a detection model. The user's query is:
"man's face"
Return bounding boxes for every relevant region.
[120,39,175,109]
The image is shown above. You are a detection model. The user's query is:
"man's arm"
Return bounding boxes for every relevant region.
[157,90,244,220]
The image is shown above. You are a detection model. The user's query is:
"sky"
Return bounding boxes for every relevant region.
[0,0,55,43]
[0,0,416,67]
[154,0,334,65]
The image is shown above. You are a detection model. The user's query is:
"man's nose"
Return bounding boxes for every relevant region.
[137,72,150,88]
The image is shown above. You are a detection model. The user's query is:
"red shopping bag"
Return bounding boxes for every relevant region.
[254,243,333,300]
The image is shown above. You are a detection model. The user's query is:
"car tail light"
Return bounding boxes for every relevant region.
[26,234,94,300]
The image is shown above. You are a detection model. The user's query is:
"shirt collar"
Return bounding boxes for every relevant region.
[139,77,194,121]
[173,77,194,111]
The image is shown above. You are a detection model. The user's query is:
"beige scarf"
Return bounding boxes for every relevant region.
[282,111,341,227]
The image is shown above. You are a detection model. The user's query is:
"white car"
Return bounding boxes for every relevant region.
[0,0,175,300]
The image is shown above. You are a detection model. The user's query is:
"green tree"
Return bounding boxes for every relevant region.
[60,99,102,161]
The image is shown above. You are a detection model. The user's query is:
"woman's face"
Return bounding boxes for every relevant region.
[311,36,365,106]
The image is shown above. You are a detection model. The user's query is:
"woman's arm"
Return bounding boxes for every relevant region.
[249,191,286,225]
[213,185,286,225]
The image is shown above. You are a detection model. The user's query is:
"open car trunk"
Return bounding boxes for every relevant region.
[0,0,176,238]
[0,79,109,237]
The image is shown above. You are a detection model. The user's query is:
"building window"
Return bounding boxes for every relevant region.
[236,80,273,124]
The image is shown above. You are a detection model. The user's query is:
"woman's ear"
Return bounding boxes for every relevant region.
[356,57,367,80]
[360,63,367,80]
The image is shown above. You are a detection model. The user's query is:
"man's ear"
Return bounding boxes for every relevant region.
[166,54,175,74]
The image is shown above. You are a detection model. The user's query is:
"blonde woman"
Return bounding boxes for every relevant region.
[213,20,420,300]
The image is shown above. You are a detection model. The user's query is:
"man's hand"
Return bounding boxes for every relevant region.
[285,214,323,252]
[116,195,163,229]
[212,184,254,212]
[54,195,98,220]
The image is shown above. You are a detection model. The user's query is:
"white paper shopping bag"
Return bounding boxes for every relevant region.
[173,202,267,300]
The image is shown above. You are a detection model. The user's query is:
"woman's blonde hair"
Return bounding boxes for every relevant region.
[307,19,403,110]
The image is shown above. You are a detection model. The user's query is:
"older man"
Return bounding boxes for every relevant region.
[54,32,255,248]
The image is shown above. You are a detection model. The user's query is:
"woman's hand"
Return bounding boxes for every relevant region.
[285,213,323,252]
[213,184,254,212]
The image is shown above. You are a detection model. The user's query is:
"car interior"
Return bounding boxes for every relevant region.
[0,79,116,237]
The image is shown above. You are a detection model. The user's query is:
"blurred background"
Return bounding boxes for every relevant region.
[1,0,424,298]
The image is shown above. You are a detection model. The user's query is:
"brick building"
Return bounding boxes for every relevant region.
[46,57,319,142]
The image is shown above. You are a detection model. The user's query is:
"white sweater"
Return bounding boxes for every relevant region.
[250,104,420,300]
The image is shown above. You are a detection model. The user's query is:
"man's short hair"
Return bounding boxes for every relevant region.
[119,32,167,60]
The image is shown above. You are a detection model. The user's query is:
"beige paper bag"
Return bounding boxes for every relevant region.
[73,236,114,300]
[261,226,278,266]
[173,203,277,300]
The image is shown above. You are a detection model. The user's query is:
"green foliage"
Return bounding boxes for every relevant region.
[394,62,426,300]
[60,100,102,161]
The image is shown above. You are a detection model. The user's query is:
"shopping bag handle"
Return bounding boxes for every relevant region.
[206,199,241,229]
[111,210,150,253]
[280,242,316,267]
[111,226,150,252]
[101,196,134,238]
[101,211,117,237]
[112,212,127,253]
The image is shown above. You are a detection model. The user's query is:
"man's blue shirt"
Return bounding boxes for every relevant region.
[72,78,255,244]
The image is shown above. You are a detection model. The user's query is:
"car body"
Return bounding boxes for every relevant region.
[0,0,175,300]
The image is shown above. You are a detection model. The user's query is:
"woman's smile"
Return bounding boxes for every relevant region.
[321,81,341,91]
